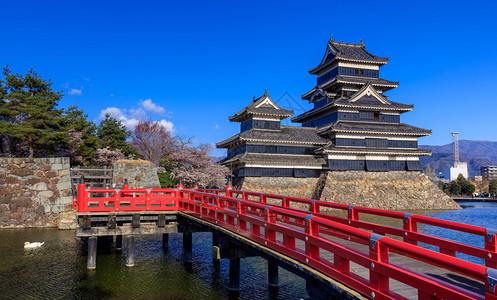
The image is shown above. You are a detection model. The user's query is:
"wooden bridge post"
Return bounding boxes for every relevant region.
[212,232,221,263]
[229,257,241,291]
[162,233,169,250]
[126,235,135,267]
[115,235,122,251]
[268,257,279,287]
[183,232,193,262]
[87,236,97,270]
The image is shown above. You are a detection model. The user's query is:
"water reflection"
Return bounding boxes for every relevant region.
[0,230,308,299]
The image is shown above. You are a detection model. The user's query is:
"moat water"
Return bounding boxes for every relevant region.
[0,202,495,299]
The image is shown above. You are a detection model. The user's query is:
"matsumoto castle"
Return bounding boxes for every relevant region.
[217,36,431,183]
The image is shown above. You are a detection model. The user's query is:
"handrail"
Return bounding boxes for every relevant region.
[179,190,496,299]
[76,184,180,212]
[206,188,497,268]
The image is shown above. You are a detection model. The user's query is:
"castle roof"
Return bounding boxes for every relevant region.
[316,143,431,156]
[229,90,293,122]
[309,37,389,75]
[294,83,413,123]
[220,153,326,167]
[216,126,328,148]
[335,83,412,109]
[317,120,431,136]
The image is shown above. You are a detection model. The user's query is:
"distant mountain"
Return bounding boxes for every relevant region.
[420,140,497,177]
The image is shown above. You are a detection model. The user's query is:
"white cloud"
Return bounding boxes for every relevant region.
[141,99,165,114]
[129,108,147,120]
[98,107,175,132]
[215,124,220,129]
[68,88,82,95]
[83,77,90,81]
[98,107,140,129]
[110,94,114,97]
[159,119,175,133]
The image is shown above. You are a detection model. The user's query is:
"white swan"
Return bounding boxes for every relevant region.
[24,242,44,249]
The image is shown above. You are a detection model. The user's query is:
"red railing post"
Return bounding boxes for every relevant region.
[369,233,389,295]
[485,268,497,300]
[305,215,319,260]
[403,213,418,246]
[226,184,232,197]
[77,184,86,213]
[347,205,358,221]
[282,196,289,208]
[310,200,320,214]
[265,206,276,242]
[486,229,497,268]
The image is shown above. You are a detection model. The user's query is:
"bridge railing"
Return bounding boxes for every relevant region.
[75,184,180,212]
[180,189,497,300]
[198,188,497,269]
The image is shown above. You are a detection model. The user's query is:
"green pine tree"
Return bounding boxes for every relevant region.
[96,114,136,156]
[64,105,99,165]
[0,66,66,158]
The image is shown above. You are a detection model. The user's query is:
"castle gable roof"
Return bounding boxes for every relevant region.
[317,120,431,136]
[229,90,293,122]
[310,37,389,75]
[216,126,328,148]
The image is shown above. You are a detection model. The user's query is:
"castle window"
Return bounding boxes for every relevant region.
[374,112,380,120]
[354,69,364,75]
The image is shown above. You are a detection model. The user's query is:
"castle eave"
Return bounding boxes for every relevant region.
[320,147,431,156]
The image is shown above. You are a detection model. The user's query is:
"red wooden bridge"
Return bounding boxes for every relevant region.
[74,184,497,300]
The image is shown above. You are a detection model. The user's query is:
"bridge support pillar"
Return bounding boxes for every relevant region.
[268,257,279,287]
[183,232,193,262]
[162,233,169,250]
[126,235,135,267]
[229,257,241,291]
[87,236,97,270]
[212,232,220,263]
[115,235,122,251]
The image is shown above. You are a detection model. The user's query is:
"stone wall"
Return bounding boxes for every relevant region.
[113,159,160,188]
[237,177,320,200]
[0,157,73,228]
[317,171,460,210]
[237,171,460,210]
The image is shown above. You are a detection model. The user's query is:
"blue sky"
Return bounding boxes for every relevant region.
[2,0,497,156]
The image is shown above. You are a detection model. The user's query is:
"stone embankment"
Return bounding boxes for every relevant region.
[113,159,160,188]
[317,171,460,210]
[0,157,73,228]
[238,171,460,210]
[238,177,319,200]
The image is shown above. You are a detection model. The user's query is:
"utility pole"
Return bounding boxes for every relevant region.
[451,132,460,164]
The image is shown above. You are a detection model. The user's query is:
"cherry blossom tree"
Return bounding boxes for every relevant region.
[166,143,229,188]
[130,119,175,166]
[93,147,126,166]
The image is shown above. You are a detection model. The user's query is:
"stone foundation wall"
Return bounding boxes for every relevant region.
[113,160,160,188]
[237,171,459,210]
[237,177,320,199]
[0,157,73,228]
[318,171,460,210]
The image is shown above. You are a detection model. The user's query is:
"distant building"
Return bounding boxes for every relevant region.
[481,165,497,181]
[217,37,432,184]
[446,162,468,181]
[469,175,482,181]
